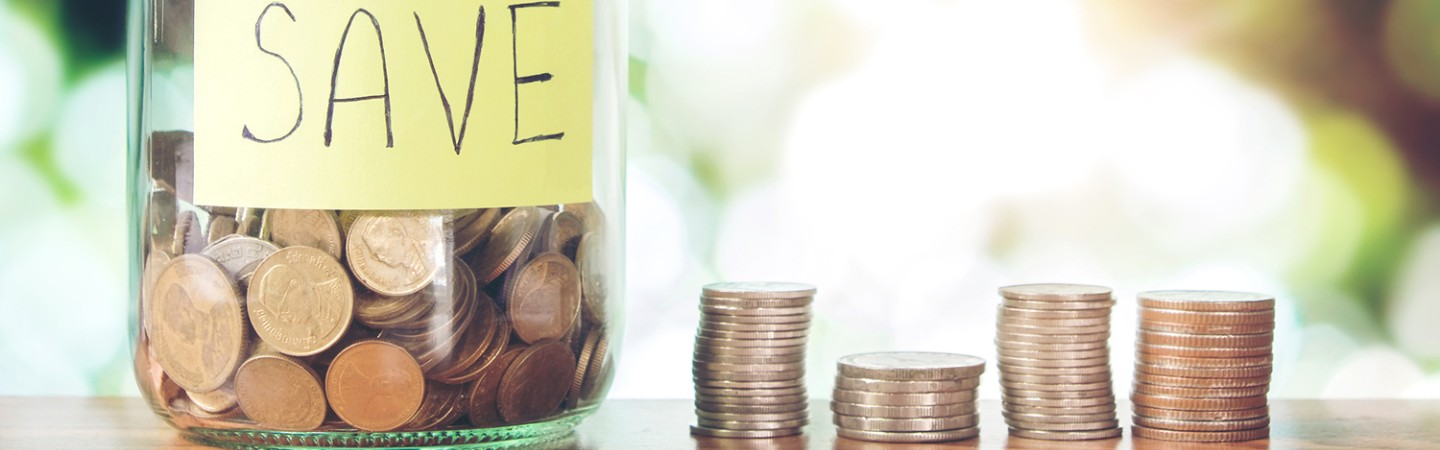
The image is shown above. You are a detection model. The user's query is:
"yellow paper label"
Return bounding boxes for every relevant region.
[194,0,592,209]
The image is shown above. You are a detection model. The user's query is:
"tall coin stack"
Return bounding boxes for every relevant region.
[831,352,985,443]
[1131,290,1274,443]
[995,284,1123,441]
[691,282,816,439]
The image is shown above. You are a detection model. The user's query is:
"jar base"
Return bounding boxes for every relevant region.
[181,406,597,449]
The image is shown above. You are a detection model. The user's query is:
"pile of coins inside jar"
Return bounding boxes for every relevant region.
[1130,290,1275,443]
[137,131,615,433]
[691,282,816,439]
[995,284,1122,440]
[831,352,984,443]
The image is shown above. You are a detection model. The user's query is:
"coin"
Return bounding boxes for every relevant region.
[234,354,326,431]
[998,315,1112,328]
[998,323,1110,335]
[697,394,809,406]
[579,331,610,406]
[996,338,1109,352]
[999,380,1112,393]
[1135,373,1271,389]
[452,208,502,256]
[700,305,811,317]
[703,281,818,299]
[997,346,1109,360]
[566,330,601,408]
[1140,321,1275,335]
[697,328,809,340]
[140,251,172,335]
[697,386,807,397]
[695,401,808,414]
[695,378,806,390]
[833,389,976,406]
[834,413,978,432]
[1140,307,1275,326]
[694,369,805,382]
[1132,405,1269,421]
[701,353,806,365]
[1002,411,1115,424]
[186,386,238,414]
[1138,290,1275,312]
[1001,388,1113,400]
[1002,395,1115,408]
[833,377,979,393]
[829,401,975,418]
[1002,403,1114,416]
[996,355,1109,368]
[702,312,814,325]
[998,363,1111,376]
[836,352,986,380]
[1000,283,1112,302]
[540,210,583,258]
[696,417,809,431]
[1132,415,1270,432]
[701,296,815,311]
[465,347,526,426]
[267,209,343,260]
[201,236,279,287]
[347,214,442,296]
[1137,330,1273,348]
[175,211,204,255]
[699,319,809,333]
[473,207,543,284]
[248,247,355,357]
[499,340,577,423]
[1131,425,1269,442]
[507,252,582,343]
[1003,298,1117,311]
[1130,393,1269,411]
[326,340,426,432]
[1006,427,1122,440]
[697,410,810,422]
[1001,372,1111,384]
[1136,352,1273,368]
[1006,419,1118,431]
[996,331,1110,344]
[149,255,248,393]
[1136,343,1271,358]
[1132,382,1269,398]
[998,305,1112,319]
[574,232,607,323]
[207,215,238,245]
[693,361,806,373]
[1135,363,1272,379]
[836,426,980,443]
[690,425,803,439]
[695,336,808,348]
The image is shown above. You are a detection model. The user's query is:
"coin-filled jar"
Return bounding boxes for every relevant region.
[126,0,624,447]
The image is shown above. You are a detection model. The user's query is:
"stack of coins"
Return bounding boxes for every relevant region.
[691,282,817,439]
[995,284,1122,441]
[831,352,984,443]
[1131,290,1275,443]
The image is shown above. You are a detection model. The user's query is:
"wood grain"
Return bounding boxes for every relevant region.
[0,398,1435,449]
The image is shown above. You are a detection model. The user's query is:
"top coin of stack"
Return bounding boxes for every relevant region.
[831,352,984,443]
[692,282,817,439]
[994,283,1122,441]
[1131,290,1275,443]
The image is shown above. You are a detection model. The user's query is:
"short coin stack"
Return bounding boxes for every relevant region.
[995,283,1122,440]
[831,352,984,443]
[1131,290,1275,443]
[691,282,816,439]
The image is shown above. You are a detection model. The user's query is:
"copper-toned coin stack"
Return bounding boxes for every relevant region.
[691,282,817,439]
[1131,290,1275,443]
[831,352,984,443]
[995,283,1122,441]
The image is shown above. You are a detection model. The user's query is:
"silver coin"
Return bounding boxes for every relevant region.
[1002,394,1116,408]
[829,401,976,419]
[697,352,805,365]
[997,323,1111,335]
[836,426,980,443]
[694,336,808,348]
[836,352,986,380]
[998,379,1112,392]
[695,410,810,423]
[833,413,978,432]
[1006,419,1118,432]
[996,331,1110,344]
[695,401,808,414]
[700,296,814,310]
[998,305,1112,319]
[1003,402,1116,416]
[697,328,810,340]
[1001,388,1114,400]
[997,346,1110,360]
[997,315,1112,328]
[996,355,1109,368]
[693,369,804,382]
[689,425,803,438]
[1002,411,1117,424]
[695,417,808,430]
[1006,427,1122,441]
[1001,372,1112,384]
[694,378,805,389]
[995,339,1109,352]
[701,321,811,332]
[833,376,979,393]
[693,361,806,373]
[699,304,810,317]
[999,283,1113,302]
[701,312,813,324]
[997,363,1111,376]
[694,344,807,357]
[696,393,809,406]
[702,282,817,299]
[696,385,806,397]
[832,389,976,406]
[1002,298,1117,311]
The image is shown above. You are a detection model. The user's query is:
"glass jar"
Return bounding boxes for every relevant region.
[126,0,624,447]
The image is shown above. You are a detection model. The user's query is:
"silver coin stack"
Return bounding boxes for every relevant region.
[995,283,1122,441]
[691,282,816,439]
[831,352,984,443]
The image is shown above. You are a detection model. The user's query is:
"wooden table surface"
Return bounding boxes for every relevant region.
[0,398,1437,449]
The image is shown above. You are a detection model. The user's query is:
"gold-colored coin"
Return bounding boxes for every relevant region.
[248,247,355,357]
[1137,330,1273,348]
[1132,404,1268,421]
[1136,373,1271,389]
[508,252,582,343]
[1132,381,1270,398]
[473,207,543,284]
[347,214,442,296]
[1136,351,1273,368]
[266,209,344,260]
[234,354,326,431]
[149,255,248,393]
[1130,393,1269,411]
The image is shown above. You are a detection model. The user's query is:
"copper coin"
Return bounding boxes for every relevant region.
[1003,298,1117,311]
[454,208,502,256]
[695,401,808,414]
[998,363,1112,376]
[998,315,1111,328]
[1140,321,1274,335]
[690,425,802,438]
[234,354,326,431]
[997,355,1109,368]
[832,389,976,406]
[1002,411,1116,424]
[1130,393,1269,411]
[999,284,1113,302]
[703,282,818,300]
[1132,382,1269,398]
[498,340,577,423]
[1133,404,1269,421]
[1001,372,1112,384]
[473,207,543,284]
[1136,352,1273,369]
[1135,363,1272,379]
[830,401,976,418]
[837,352,986,380]
[540,210,584,258]
[1136,343,1271,358]
[1006,427,1122,440]
[833,377,979,393]
[997,347,1110,361]
[149,255,248,393]
[325,340,425,432]
[1135,373,1271,389]
[267,209,344,260]
[574,233,608,324]
[1003,403,1115,416]
[465,347,526,426]
[508,252,582,343]
[998,305,1112,319]
[837,426,980,443]
[1131,424,1269,442]
[1001,388,1114,400]
[248,247,355,357]
[998,323,1111,335]
[1140,307,1275,325]
[1138,290,1274,312]
[207,216,238,245]
[997,331,1110,344]
[999,380,1112,393]
[834,413,978,432]
[566,329,602,408]
[1132,415,1270,432]
[1002,395,1115,408]
[347,214,442,296]
[1137,330,1273,348]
